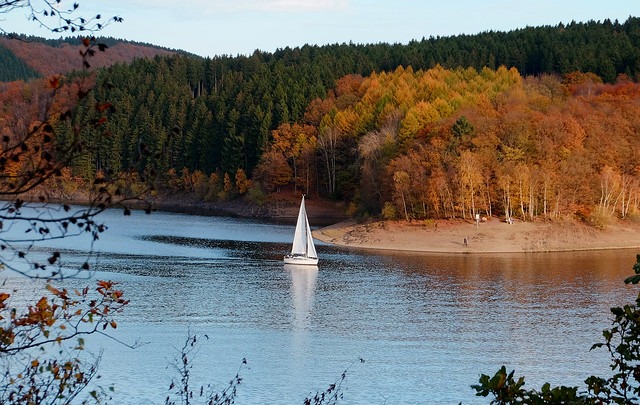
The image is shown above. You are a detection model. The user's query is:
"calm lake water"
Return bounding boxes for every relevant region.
[2,208,638,404]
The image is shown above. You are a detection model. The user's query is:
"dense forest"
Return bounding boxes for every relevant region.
[3,17,640,82]
[2,17,640,223]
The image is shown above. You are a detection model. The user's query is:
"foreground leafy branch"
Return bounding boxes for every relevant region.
[0,280,128,404]
[472,365,587,404]
[0,281,128,354]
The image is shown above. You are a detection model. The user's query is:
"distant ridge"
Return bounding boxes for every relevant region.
[0,34,178,82]
[0,41,40,82]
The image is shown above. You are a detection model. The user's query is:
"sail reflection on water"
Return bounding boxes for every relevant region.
[285,264,318,329]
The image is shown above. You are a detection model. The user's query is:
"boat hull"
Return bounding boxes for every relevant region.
[284,255,319,265]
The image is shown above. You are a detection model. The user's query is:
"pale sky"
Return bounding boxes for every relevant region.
[2,1,639,57]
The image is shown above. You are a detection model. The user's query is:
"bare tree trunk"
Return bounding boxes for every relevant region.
[318,127,338,194]
[401,191,409,221]
[470,179,476,219]
[518,179,526,221]
[529,184,535,221]
[503,183,511,222]
[485,178,492,218]
[543,179,548,219]
[292,156,298,193]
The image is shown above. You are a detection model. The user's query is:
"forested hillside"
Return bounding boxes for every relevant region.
[0,41,41,81]
[3,17,640,223]
[0,34,175,80]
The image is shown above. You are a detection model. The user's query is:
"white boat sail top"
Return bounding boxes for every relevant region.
[290,196,317,258]
[285,196,318,265]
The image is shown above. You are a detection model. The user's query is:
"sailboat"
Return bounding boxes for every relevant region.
[284,195,319,265]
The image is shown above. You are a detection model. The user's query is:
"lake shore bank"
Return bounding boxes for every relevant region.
[314,217,640,254]
[150,194,348,225]
[20,192,348,225]
[19,192,640,254]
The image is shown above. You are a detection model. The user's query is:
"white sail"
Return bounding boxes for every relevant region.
[285,196,318,265]
[290,197,308,255]
[304,206,317,258]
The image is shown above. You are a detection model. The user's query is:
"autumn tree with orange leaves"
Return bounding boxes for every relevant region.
[275,65,640,224]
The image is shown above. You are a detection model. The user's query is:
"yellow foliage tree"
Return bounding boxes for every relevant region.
[235,168,251,195]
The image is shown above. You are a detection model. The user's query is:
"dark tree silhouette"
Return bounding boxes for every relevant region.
[0,0,122,35]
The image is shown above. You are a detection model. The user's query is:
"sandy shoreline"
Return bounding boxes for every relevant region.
[314,217,640,254]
